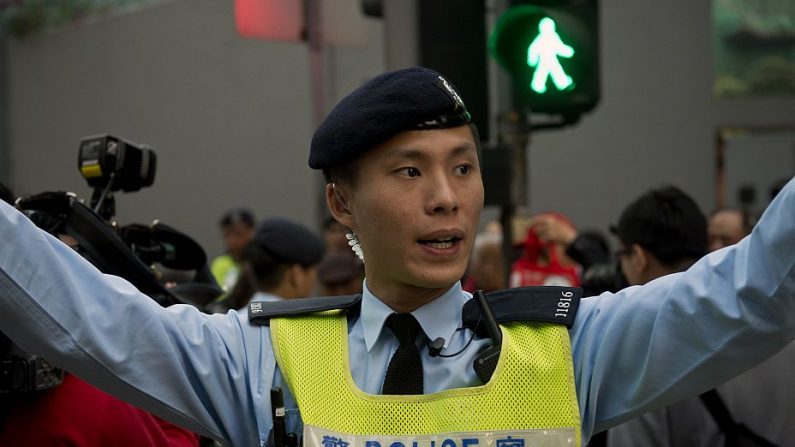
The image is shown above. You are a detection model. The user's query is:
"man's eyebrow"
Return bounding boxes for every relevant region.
[382,148,426,161]
[450,144,477,158]
[382,144,477,161]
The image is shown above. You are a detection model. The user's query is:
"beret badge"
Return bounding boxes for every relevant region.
[435,76,466,112]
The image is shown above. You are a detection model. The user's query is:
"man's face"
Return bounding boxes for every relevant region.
[334,125,484,300]
[708,210,746,252]
[222,223,255,261]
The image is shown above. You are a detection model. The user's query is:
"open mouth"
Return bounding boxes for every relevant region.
[418,236,462,250]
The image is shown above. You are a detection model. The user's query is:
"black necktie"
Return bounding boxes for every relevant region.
[381,313,424,395]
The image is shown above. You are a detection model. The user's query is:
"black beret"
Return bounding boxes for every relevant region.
[249,218,325,267]
[309,66,472,170]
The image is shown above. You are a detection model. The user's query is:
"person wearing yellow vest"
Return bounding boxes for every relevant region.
[1,67,795,447]
[210,207,256,291]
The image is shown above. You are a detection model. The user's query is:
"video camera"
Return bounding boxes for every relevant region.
[78,134,157,220]
[0,134,222,396]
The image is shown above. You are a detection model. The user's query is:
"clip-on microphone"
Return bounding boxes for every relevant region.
[472,290,502,383]
[429,337,445,357]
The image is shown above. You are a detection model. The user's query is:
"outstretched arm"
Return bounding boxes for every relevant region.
[0,202,276,446]
[572,177,795,439]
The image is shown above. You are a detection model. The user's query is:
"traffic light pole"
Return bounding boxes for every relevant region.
[528,111,581,130]
[496,107,574,287]
[498,111,532,287]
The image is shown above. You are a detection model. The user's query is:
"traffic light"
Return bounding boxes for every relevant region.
[489,0,599,116]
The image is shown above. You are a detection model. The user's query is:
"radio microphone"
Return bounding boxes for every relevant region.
[472,290,502,383]
[427,290,501,364]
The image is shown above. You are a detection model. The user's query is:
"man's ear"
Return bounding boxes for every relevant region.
[631,244,649,273]
[325,183,353,228]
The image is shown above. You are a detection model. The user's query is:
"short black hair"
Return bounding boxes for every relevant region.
[615,186,707,266]
[244,244,290,290]
[323,160,359,187]
[219,208,255,228]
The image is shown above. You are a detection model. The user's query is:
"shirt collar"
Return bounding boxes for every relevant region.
[360,279,470,352]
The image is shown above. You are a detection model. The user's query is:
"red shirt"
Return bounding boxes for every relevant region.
[1,374,199,446]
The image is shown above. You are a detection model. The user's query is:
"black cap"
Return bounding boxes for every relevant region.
[309,66,472,170]
[250,218,325,267]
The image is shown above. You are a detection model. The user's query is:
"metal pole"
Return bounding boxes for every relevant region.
[382,0,419,69]
[305,0,325,129]
[304,0,331,225]
[498,111,531,287]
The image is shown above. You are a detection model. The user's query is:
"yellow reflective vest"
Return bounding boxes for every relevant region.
[271,310,581,447]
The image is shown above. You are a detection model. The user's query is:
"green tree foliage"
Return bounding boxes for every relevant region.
[0,0,153,37]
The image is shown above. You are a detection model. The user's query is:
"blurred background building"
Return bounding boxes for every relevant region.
[0,0,792,258]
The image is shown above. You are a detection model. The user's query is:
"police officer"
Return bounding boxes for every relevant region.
[1,67,795,447]
[244,218,324,304]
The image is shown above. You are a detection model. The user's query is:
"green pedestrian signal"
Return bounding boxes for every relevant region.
[527,17,575,94]
[489,1,599,116]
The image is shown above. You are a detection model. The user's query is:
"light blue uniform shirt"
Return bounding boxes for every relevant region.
[1,178,795,446]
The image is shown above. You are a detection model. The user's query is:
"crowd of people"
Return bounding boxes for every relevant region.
[461,186,792,447]
[0,66,793,447]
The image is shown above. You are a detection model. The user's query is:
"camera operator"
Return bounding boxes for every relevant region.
[0,136,210,446]
[0,187,199,446]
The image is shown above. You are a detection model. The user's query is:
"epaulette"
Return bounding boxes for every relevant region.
[462,286,581,335]
[248,294,362,326]
[248,286,581,328]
